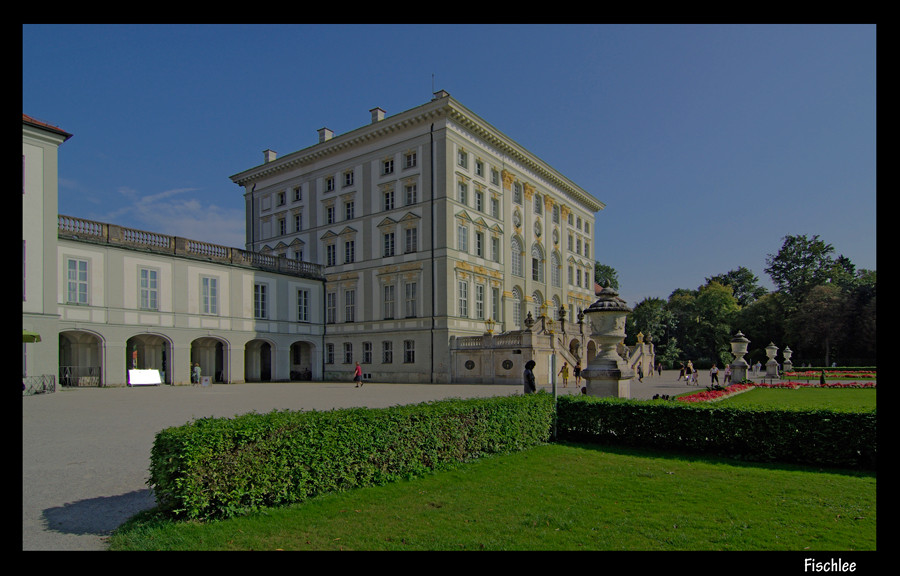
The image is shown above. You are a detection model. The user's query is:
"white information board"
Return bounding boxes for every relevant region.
[128,369,162,386]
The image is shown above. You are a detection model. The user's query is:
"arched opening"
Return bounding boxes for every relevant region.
[59,330,103,387]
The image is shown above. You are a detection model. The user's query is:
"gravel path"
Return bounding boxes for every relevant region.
[22,373,691,550]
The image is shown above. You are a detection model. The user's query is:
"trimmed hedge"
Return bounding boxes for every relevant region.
[148,393,554,520]
[556,395,876,470]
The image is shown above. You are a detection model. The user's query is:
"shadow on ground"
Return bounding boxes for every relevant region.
[42,489,156,536]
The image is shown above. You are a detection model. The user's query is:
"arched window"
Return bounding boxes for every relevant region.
[551,251,561,287]
[511,286,523,328]
[531,243,544,283]
[511,237,523,277]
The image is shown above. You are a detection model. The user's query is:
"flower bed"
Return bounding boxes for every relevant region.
[677,380,875,402]
[677,383,753,403]
[785,370,876,380]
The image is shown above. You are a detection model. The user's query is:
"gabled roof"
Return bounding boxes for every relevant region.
[23,113,72,141]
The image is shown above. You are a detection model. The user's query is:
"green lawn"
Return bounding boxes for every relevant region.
[721,387,876,411]
[109,441,875,551]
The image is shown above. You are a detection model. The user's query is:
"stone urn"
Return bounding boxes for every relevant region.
[580,282,634,398]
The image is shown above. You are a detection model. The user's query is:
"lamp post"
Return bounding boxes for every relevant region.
[484,317,495,335]
[729,331,750,383]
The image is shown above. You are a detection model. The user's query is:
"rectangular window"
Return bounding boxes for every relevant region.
[326,244,336,267]
[344,342,353,364]
[345,201,354,220]
[491,197,500,219]
[294,213,302,232]
[405,183,417,205]
[201,276,218,315]
[66,258,89,304]
[277,192,285,206]
[293,185,302,201]
[405,152,417,169]
[384,284,395,319]
[254,283,267,319]
[475,190,483,212]
[404,340,415,364]
[405,228,417,253]
[297,288,309,322]
[458,182,467,205]
[326,205,335,224]
[475,231,484,258]
[458,280,468,318]
[326,177,335,192]
[326,292,336,324]
[475,160,483,177]
[534,194,542,215]
[344,240,355,264]
[344,171,354,187]
[492,287,500,324]
[326,343,334,364]
[139,267,158,310]
[513,183,522,204]
[475,284,485,320]
[384,189,394,211]
[363,341,373,364]
[382,341,393,364]
[457,150,468,168]
[383,232,395,257]
[405,282,417,318]
[279,218,286,236]
[457,225,467,253]
[344,289,355,322]
[383,159,394,175]
[491,168,499,185]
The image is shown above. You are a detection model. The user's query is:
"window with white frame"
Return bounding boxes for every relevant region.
[513,182,522,204]
[345,200,354,220]
[551,252,561,287]
[458,182,467,205]
[326,244,336,267]
[405,183,417,205]
[475,284,485,320]
[475,189,483,212]
[344,171,354,187]
[475,159,483,177]
[382,341,393,363]
[457,224,468,253]
[344,240,355,264]
[492,236,501,263]
[511,237,523,277]
[363,341,373,364]
[254,283,267,319]
[405,151,417,169]
[457,149,468,168]
[326,291,336,324]
[404,340,415,364]
[492,286,501,324]
[326,205,335,224]
[384,284,395,319]
[66,258,89,304]
[458,280,468,318]
[383,159,394,175]
[326,343,335,364]
[294,213,302,232]
[297,288,309,322]
[531,244,544,283]
[326,177,335,192]
[405,227,417,253]
[344,289,356,322]
[139,267,158,310]
[491,168,499,185]
[383,189,394,211]
[534,194,542,215]
[512,287,522,328]
[279,218,286,236]
[405,281,417,317]
[293,185,302,201]
[475,231,484,257]
[491,197,500,219]
[343,342,353,364]
[201,276,218,315]
[383,232,395,257]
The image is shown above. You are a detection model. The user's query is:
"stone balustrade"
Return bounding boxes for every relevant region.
[58,214,324,280]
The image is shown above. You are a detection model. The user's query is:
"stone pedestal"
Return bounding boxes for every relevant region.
[581,283,634,398]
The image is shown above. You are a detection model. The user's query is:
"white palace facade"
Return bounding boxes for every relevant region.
[23,91,606,388]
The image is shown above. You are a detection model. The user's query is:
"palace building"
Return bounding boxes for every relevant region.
[23,91,607,388]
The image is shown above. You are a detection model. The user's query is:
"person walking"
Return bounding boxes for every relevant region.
[558,362,569,388]
[723,364,732,384]
[573,361,582,387]
[677,362,685,381]
[656,361,663,376]
[686,360,694,385]
[710,363,719,385]
[637,363,644,382]
[523,360,537,394]
[353,361,363,387]
[192,363,201,384]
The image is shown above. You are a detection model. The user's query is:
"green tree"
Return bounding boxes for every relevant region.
[764,234,837,309]
[594,262,619,291]
[693,282,741,365]
[790,284,849,366]
[705,267,767,307]
[735,292,789,367]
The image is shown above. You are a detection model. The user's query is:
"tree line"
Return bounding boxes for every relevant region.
[595,234,876,369]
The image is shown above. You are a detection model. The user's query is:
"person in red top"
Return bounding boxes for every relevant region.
[353,362,363,387]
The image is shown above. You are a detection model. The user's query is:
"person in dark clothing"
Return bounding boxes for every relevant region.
[523,360,537,394]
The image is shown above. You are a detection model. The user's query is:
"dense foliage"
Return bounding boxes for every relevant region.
[556,395,875,470]
[613,234,875,368]
[148,393,554,520]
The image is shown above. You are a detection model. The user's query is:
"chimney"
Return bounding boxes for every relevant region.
[263,149,277,163]
[318,127,333,143]
[370,107,386,123]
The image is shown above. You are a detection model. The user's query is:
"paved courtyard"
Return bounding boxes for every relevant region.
[22,371,695,550]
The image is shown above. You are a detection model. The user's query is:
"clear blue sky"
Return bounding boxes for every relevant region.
[22,24,876,308]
